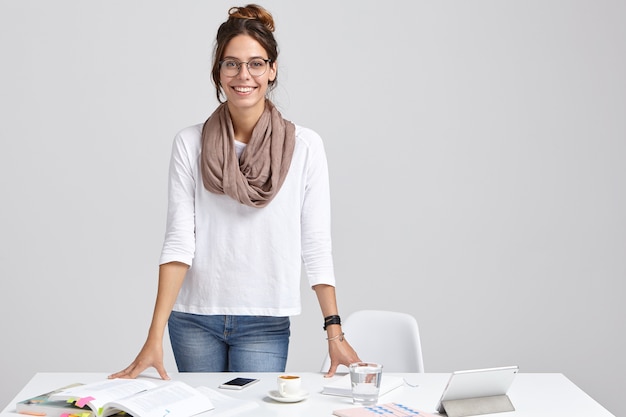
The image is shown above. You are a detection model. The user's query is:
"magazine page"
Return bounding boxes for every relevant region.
[49,379,158,414]
[105,381,214,417]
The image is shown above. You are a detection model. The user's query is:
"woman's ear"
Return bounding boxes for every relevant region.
[269,61,277,83]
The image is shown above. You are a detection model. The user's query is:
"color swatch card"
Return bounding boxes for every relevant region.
[333,402,437,417]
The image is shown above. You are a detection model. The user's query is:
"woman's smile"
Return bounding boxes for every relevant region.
[232,85,257,94]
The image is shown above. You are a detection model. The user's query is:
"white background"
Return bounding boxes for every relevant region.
[1,1,624,415]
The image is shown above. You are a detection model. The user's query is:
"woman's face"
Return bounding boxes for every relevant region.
[219,34,276,115]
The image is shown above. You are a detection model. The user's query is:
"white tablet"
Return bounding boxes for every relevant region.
[435,366,519,414]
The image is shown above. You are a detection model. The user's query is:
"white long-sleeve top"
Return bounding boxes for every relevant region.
[160,123,336,316]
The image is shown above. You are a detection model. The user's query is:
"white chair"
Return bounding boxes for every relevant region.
[320,309,425,373]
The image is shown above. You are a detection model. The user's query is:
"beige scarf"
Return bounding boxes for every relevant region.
[200,100,296,208]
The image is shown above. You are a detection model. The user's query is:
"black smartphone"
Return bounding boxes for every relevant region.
[218,377,260,390]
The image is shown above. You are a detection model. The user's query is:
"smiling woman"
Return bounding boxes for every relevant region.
[108,4,361,380]
[216,34,277,135]
[211,5,279,105]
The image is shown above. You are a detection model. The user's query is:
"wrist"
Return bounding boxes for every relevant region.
[323,314,341,330]
[325,324,343,337]
[326,332,345,342]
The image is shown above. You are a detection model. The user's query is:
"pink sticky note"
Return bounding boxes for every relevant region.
[75,396,95,408]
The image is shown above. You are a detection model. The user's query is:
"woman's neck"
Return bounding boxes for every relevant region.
[228,101,266,144]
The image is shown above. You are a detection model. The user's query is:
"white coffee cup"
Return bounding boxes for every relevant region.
[277,374,301,397]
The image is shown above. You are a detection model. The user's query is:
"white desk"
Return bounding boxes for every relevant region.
[1,372,614,417]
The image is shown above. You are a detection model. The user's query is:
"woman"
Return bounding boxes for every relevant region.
[110,4,359,380]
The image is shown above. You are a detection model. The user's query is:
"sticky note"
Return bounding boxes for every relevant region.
[76,396,95,408]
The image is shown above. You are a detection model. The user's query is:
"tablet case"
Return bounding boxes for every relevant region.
[442,394,515,417]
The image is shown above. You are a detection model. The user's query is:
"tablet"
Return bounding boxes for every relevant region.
[435,366,519,414]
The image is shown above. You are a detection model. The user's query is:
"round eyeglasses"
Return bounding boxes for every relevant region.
[219,58,272,77]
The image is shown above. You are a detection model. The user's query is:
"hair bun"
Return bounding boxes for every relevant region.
[228,4,275,32]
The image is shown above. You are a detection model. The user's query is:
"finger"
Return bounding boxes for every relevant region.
[108,365,134,379]
[325,362,338,378]
[154,364,171,380]
[119,363,142,379]
[127,363,147,379]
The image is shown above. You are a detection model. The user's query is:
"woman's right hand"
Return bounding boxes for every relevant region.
[110,262,187,380]
[110,262,188,380]
[108,337,170,380]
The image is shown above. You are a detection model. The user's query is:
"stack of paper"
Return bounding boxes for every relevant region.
[321,374,404,397]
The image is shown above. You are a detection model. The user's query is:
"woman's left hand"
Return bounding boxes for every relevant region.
[325,334,360,378]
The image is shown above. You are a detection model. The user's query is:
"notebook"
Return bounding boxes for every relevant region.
[322,374,404,397]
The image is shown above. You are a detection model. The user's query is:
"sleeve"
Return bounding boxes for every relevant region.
[159,132,197,266]
[300,130,336,287]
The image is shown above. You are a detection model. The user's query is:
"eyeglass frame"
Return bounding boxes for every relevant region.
[218,58,273,77]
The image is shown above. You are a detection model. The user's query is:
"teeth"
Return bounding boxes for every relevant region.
[235,87,254,93]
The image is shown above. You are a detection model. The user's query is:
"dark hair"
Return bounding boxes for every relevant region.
[212,4,279,103]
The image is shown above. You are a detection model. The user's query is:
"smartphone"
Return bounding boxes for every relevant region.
[218,377,260,390]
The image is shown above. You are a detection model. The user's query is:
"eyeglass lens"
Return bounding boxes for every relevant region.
[220,59,268,77]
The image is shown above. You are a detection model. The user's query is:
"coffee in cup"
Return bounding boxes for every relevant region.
[277,374,301,397]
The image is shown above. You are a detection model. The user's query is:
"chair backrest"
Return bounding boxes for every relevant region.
[320,309,425,373]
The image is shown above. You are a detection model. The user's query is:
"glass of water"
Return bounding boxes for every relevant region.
[349,362,383,405]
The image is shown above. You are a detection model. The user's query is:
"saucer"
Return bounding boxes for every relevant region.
[267,389,309,403]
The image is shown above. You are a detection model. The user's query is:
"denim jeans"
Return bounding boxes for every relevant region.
[168,311,290,372]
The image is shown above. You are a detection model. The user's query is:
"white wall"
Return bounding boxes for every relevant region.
[1,1,624,415]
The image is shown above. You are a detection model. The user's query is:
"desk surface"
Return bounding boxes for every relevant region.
[1,372,614,417]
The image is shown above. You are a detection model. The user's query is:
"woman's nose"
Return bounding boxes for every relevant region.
[236,63,251,79]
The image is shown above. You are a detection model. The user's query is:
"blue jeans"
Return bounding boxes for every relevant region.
[168,311,290,372]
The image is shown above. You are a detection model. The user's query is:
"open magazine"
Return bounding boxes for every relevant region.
[48,379,213,417]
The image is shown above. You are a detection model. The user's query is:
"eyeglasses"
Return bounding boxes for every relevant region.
[219,58,272,77]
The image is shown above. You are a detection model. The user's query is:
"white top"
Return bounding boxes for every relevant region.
[159,123,336,316]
